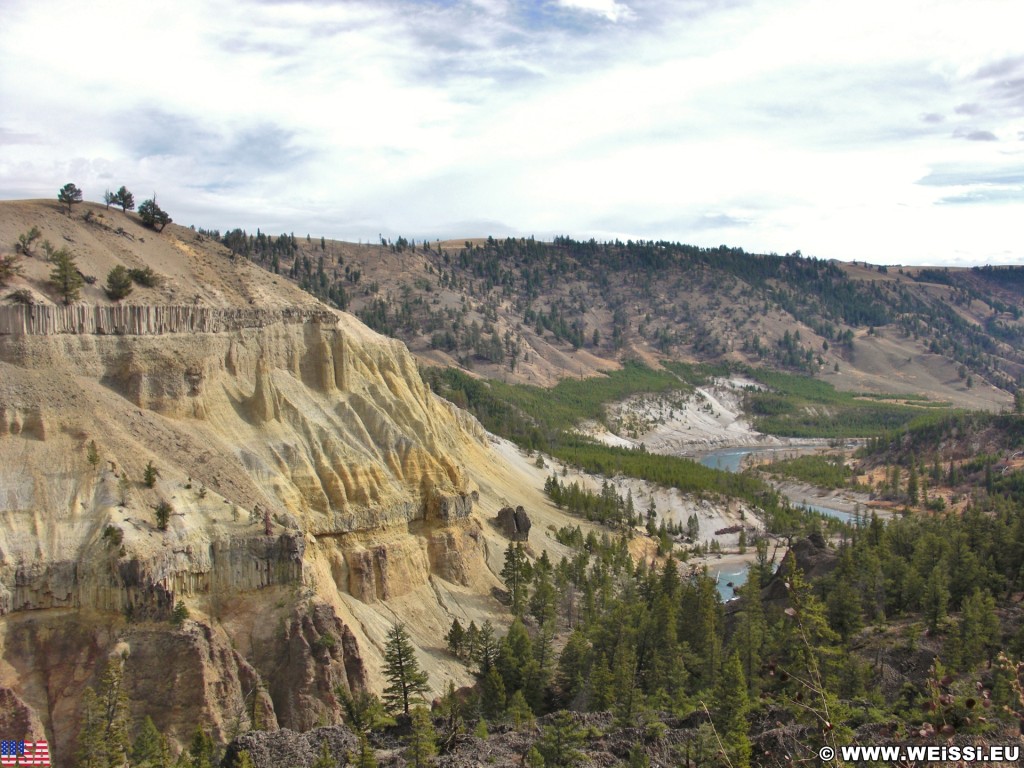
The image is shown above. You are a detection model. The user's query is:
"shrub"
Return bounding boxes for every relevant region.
[15,226,41,257]
[138,199,171,231]
[155,500,172,530]
[5,289,34,305]
[102,525,124,547]
[171,600,188,626]
[0,253,22,287]
[128,266,160,287]
[105,265,133,301]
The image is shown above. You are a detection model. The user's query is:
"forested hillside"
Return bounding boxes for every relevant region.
[212,229,1021,409]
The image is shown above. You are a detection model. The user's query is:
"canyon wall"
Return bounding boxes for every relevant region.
[0,309,494,763]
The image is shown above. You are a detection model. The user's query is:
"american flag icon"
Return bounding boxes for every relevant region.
[0,741,50,767]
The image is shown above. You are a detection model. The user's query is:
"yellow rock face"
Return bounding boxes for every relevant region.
[0,310,492,754]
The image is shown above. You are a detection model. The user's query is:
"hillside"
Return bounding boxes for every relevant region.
[0,199,609,760]
[212,229,1019,411]
[5,198,1024,768]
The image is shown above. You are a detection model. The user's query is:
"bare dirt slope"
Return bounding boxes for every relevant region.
[1,199,323,310]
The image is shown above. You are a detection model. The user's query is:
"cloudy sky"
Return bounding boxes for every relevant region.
[2,0,1023,265]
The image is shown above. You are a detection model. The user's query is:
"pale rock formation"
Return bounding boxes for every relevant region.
[0,310,493,760]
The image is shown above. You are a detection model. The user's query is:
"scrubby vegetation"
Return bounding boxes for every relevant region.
[761,454,858,490]
[741,367,949,438]
[228,229,1024,394]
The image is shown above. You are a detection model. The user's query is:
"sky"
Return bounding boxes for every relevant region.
[1,0,1023,265]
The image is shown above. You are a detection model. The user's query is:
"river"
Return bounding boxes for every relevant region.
[698,444,857,599]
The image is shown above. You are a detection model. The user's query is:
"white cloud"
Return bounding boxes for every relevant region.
[556,0,636,22]
[0,0,1022,264]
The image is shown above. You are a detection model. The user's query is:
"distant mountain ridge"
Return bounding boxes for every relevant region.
[216,228,1020,410]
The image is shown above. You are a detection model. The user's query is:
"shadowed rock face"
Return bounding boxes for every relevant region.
[496,505,531,541]
[760,533,838,606]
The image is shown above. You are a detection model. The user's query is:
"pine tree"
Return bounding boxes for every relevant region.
[712,651,751,768]
[115,186,135,213]
[144,460,160,488]
[382,623,430,715]
[953,588,1000,670]
[529,551,557,625]
[923,564,950,632]
[404,706,437,768]
[311,740,338,768]
[907,460,919,505]
[525,746,546,768]
[496,618,534,695]
[611,645,641,727]
[464,621,481,661]
[436,681,465,753]
[501,542,532,617]
[49,247,83,304]
[537,710,585,768]
[105,265,134,301]
[731,566,765,696]
[446,617,466,658]
[188,727,215,768]
[156,502,173,532]
[355,737,377,768]
[132,716,170,768]
[556,628,590,706]
[337,685,391,736]
[58,182,83,214]
[138,198,172,231]
[507,689,535,731]
[480,665,506,720]
[77,660,131,768]
[587,653,614,712]
[473,620,499,674]
[87,440,101,468]
[0,252,22,287]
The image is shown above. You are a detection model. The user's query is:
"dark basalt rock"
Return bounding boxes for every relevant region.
[496,505,531,541]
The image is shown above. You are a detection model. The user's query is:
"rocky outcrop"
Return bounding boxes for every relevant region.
[0,597,372,761]
[0,308,494,761]
[0,688,45,742]
[0,304,336,336]
[761,533,838,605]
[224,725,360,768]
[2,532,305,618]
[258,602,365,731]
[496,505,531,541]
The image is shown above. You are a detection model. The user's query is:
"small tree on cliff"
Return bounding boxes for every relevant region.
[77,661,131,768]
[501,542,532,618]
[0,252,22,288]
[143,460,160,488]
[48,247,83,304]
[138,198,171,231]
[58,182,82,215]
[115,185,135,213]
[382,623,430,715]
[105,265,133,301]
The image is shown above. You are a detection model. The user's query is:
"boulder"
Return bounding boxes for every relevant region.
[496,505,531,541]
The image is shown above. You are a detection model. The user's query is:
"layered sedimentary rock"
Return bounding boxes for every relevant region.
[0,309,491,761]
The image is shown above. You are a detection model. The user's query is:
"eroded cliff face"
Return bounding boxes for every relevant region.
[0,312,494,762]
